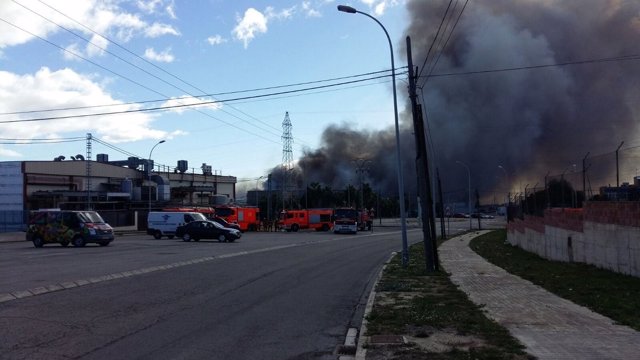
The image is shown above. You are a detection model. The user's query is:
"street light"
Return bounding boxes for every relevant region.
[498,165,509,220]
[255,176,265,206]
[456,161,472,230]
[148,140,166,213]
[337,4,409,266]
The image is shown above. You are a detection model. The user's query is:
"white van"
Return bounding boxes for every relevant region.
[147,212,206,239]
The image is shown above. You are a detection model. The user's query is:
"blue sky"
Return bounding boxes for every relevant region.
[0,0,408,181]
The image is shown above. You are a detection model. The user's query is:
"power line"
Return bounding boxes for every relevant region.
[422,0,470,88]
[0,73,400,124]
[0,138,85,145]
[0,69,401,116]
[31,0,305,145]
[417,0,454,80]
[3,4,284,144]
[422,54,640,79]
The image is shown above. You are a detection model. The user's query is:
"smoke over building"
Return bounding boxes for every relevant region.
[274,0,640,204]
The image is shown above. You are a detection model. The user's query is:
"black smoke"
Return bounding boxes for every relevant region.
[403,0,640,197]
[267,0,640,205]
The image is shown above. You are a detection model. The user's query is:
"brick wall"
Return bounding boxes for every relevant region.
[507,202,640,277]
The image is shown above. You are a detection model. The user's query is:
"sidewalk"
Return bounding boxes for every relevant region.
[439,231,640,359]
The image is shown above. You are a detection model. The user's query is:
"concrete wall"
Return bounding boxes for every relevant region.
[507,202,640,277]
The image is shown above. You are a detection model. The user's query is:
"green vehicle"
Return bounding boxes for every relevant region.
[26,210,115,248]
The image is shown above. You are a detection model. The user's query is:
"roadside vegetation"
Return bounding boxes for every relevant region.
[364,241,533,359]
[470,230,640,331]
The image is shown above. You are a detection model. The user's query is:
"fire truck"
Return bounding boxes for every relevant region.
[213,205,260,232]
[163,207,216,219]
[333,207,372,234]
[278,208,334,232]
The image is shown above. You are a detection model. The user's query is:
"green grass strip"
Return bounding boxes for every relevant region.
[365,241,532,359]
[470,230,640,331]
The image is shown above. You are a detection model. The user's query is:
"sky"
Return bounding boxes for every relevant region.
[0,0,407,182]
[5,0,640,205]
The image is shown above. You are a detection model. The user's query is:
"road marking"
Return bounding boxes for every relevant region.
[0,232,416,304]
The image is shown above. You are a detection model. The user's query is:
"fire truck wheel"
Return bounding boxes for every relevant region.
[321,224,329,232]
[248,224,257,232]
[291,224,299,232]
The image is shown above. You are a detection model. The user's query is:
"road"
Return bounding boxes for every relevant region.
[0,218,503,359]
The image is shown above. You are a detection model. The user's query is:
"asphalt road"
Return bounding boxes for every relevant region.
[0,227,419,359]
[0,218,504,359]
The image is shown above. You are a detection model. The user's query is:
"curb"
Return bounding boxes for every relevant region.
[355,251,397,360]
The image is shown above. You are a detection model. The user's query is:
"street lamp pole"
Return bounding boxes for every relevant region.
[498,165,509,220]
[456,161,471,230]
[338,4,409,266]
[148,140,166,214]
[255,176,264,206]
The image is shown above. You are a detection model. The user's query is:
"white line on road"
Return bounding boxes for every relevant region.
[0,230,416,305]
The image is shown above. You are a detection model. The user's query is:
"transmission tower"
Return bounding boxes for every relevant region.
[281,112,293,209]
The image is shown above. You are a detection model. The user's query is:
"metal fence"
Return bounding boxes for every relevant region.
[510,144,640,218]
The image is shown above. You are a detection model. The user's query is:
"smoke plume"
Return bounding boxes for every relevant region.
[271,0,640,205]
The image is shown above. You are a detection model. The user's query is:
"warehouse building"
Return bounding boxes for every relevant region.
[0,156,236,231]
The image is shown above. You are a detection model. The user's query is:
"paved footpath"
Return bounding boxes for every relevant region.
[440,231,640,360]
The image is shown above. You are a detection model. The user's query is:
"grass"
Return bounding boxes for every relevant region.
[470,229,640,331]
[364,241,533,359]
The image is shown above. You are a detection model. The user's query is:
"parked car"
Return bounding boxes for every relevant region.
[175,220,242,243]
[26,210,114,248]
[210,216,241,231]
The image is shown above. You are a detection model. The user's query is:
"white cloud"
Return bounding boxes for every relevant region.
[0,67,170,144]
[144,22,180,37]
[232,8,268,49]
[137,0,163,13]
[302,2,322,17]
[137,0,177,19]
[207,35,227,46]
[160,95,222,114]
[359,0,399,16]
[0,0,179,56]
[144,47,175,62]
[265,6,296,20]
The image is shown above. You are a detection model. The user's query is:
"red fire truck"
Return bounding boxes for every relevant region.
[278,208,334,232]
[163,207,216,219]
[213,205,260,232]
[333,207,372,234]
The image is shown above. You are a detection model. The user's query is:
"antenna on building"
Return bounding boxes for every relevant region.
[281,111,293,210]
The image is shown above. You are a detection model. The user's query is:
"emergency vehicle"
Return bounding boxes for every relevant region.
[278,208,333,232]
[163,207,216,219]
[333,207,372,234]
[213,205,260,231]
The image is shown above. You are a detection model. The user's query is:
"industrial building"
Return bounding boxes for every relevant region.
[0,155,237,231]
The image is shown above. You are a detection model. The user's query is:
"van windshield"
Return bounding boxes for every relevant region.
[78,211,106,223]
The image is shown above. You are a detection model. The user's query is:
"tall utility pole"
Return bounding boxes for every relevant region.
[616,141,624,188]
[582,152,590,200]
[282,112,293,211]
[86,133,92,210]
[407,36,437,272]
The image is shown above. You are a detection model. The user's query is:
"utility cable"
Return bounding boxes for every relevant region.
[6,3,284,143]
[0,73,399,124]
